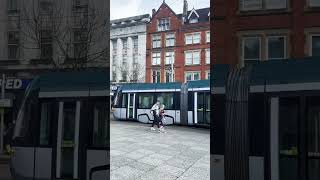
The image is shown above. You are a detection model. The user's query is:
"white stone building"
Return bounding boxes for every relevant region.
[0,0,108,78]
[110,14,150,83]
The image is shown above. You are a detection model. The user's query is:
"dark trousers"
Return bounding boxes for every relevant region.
[151,114,160,128]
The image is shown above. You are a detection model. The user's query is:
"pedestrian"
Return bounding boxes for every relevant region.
[4,122,14,155]
[159,104,166,133]
[150,100,161,132]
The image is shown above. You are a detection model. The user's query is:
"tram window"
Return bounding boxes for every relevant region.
[279,97,299,180]
[92,102,107,147]
[138,93,154,109]
[248,94,265,156]
[188,93,194,111]
[156,93,174,109]
[212,95,225,154]
[121,93,127,108]
[39,102,55,145]
[16,93,38,146]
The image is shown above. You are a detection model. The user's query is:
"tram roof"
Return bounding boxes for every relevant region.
[32,70,109,92]
[187,80,210,90]
[120,82,182,92]
[213,57,320,88]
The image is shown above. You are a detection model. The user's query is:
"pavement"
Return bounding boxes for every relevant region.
[110,118,210,180]
[0,154,12,180]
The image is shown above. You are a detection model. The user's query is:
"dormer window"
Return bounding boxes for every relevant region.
[188,8,200,24]
[189,18,198,23]
[158,18,170,31]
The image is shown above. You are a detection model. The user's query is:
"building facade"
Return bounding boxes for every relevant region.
[213,0,320,66]
[0,0,108,137]
[146,1,210,83]
[110,14,150,83]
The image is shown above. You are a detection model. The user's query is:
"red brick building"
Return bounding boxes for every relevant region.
[146,1,210,83]
[213,0,320,66]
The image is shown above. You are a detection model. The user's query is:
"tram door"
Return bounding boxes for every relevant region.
[56,101,81,179]
[194,92,210,125]
[127,93,135,119]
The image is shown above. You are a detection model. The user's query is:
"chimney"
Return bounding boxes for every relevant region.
[183,0,188,23]
[152,9,156,17]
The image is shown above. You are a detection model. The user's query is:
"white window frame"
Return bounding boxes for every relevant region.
[206,31,210,43]
[205,71,210,80]
[242,36,262,62]
[309,0,320,7]
[165,70,175,83]
[185,32,201,45]
[152,52,161,65]
[266,35,287,60]
[165,51,175,65]
[310,34,320,56]
[189,18,199,23]
[185,71,201,82]
[205,49,210,64]
[240,0,287,11]
[152,34,161,48]
[157,18,170,32]
[185,50,201,65]
[165,33,175,47]
[152,70,161,83]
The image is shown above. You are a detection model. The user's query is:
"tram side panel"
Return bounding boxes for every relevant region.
[212,94,265,180]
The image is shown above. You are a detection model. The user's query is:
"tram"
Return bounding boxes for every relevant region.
[212,57,320,180]
[10,71,109,180]
[112,80,210,126]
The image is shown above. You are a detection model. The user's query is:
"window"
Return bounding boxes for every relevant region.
[185,32,201,45]
[92,102,108,147]
[206,49,210,64]
[133,37,138,49]
[166,33,175,47]
[39,0,53,13]
[242,36,261,61]
[185,71,201,81]
[152,52,161,65]
[40,30,53,59]
[189,18,198,23]
[309,0,320,7]
[152,34,161,48]
[240,0,287,11]
[121,93,127,108]
[158,18,170,31]
[138,93,154,109]
[39,102,55,145]
[112,39,117,53]
[165,51,174,64]
[73,30,87,59]
[206,71,210,79]
[7,0,17,11]
[165,70,174,83]
[267,36,286,59]
[8,31,19,59]
[156,93,174,109]
[185,50,201,65]
[121,71,127,82]
[152,70,161,83]
[311,35,320,57]
[206,31,210,43]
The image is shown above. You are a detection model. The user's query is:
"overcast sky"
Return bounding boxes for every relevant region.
[111,0,210,20]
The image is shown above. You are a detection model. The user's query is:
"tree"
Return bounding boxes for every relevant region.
[18,0,108,70]
[113,62,144,83]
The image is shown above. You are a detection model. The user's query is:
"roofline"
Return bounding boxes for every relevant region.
[149,1,180,22]
[111,14,150,23]
[187,8,200,19]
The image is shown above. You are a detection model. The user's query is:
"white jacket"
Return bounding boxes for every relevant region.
[151,104,160,116]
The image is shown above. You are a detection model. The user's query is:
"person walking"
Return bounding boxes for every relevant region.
[159,104,166,133]
[150,100,161,132]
